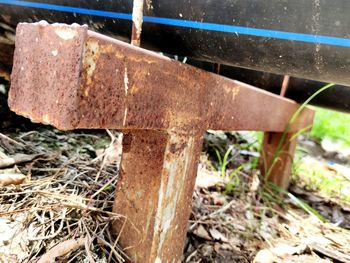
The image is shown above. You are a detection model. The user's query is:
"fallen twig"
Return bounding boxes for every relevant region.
[0,133,25,147]
[0,153,42,168]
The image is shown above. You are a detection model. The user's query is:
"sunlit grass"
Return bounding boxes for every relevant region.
[311,107,350,147]
[293,157,350,204]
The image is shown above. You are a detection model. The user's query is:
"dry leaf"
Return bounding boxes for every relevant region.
[253,249,276,263]
[209,228,228,242]
[0,153,41,169]
[250,171,260,192]
[271,243,307,258]
[196,167,223,188]
[38,238,85,263]
[193,225,212,240]
[0,172,26,186]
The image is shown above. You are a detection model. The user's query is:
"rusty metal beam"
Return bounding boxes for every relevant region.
[8,22,314,262]
[9,22,312,133]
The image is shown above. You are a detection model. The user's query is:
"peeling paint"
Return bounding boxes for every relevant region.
[132,0,144,38]
[153,134,193,259]
[54,27,78,40]
[42,114,50,124]
[124,67,129,95]
[231,87,240,101]
[123,108,128,126]
[83,40,99,85]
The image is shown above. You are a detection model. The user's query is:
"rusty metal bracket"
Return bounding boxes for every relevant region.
[259,74,312,189]
[9,22,313,262]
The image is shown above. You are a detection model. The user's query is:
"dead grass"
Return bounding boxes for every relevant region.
[0,129,128,262]
[1,129,350,262]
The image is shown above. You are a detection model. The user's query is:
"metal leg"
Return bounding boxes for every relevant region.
[113,130,203,262]
[261,131,297,189]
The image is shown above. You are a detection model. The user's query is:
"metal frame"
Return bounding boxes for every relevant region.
[9,22,314,262]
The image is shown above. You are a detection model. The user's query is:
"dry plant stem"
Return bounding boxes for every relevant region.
[81,219,96,263]
[84,236,96,263]
[29,208,67,241]
[0,129,136,262]
[209,199,236,217]
[94,129,116,182]
[188,199,236,231]
[91,174,118,199]
[109,218,127,262]
[0,132,25,147]
[97,236,126,263]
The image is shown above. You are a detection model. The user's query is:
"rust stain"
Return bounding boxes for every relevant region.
[8,22,88,130]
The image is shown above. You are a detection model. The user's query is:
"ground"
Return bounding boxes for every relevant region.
[1,79,350,262]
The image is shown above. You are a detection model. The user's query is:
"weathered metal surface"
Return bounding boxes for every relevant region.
[8,21,87,128]
[260,74,313,189]
[131,0,144,46]
[113,130,202,262]
[9,23,312,133]
[8,22,315,263]
[261,132,298,189]
[280,75,290,97]
[260,109,314,189]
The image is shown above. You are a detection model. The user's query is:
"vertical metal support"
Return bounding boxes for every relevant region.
[260,74,312,189]
[260,74,292,189]
[280,75,290,97]
[113,130,203,262]
[261,132,297,189]
[131,0,144,46]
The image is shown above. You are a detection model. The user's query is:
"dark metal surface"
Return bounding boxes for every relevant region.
[2,0,350,85]
[8,22,314,262]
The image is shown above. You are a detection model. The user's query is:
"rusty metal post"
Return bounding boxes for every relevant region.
[280,75,290,97]
[260,75,314,189]
[261,132,298,189]
[114,130,202,261]
[9,22,314,262]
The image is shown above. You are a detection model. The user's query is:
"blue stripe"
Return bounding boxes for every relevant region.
[0,0,132,20]
[1,0,350,47]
